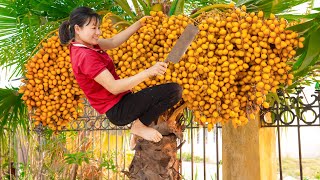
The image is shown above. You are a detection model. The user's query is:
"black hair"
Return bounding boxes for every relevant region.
[59,7,100,45]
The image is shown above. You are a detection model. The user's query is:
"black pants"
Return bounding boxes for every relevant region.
[106,83,182,126]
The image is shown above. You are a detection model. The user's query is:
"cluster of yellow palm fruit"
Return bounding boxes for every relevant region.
[19,32,84,131]
[189,7,304,128]
[19,5,304,131]
[101,13,119,38]
[103,6,304,129]
[105,11,193,92]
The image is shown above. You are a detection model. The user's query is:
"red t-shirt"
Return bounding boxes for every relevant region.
[69,42,129,114]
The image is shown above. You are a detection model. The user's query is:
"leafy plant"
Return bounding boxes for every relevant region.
[0,87,28,144]
[100,152,117,172]
[64,151,91,165]
[316,82,320,90]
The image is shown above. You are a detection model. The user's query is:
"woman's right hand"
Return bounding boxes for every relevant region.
[145,62,168,77]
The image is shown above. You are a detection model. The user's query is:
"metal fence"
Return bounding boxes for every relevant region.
[261,87,320,180]
[1,102,222,180]
[1,87,319,180]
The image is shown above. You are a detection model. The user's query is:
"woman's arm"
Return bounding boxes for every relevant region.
[98,19,144,50]
[94,62,167,95]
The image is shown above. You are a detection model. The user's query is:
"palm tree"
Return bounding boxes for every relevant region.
[1,0,320,179]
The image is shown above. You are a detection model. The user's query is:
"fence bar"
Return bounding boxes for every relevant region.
[123,130,126,180]
[297,122,303,180]
[179,139,183,177]
[99,130,102,180]
[107,129,110,179]
[191,122,194,180]
[116,129,118,180]
[216,125,219,180]
[277,113,283,180]
[9,131,12,180]
[38,133,41,180]
[203,127,206,180]
[92,131,94,180]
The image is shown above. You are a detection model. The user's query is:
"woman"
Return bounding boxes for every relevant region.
[58,7,182,144]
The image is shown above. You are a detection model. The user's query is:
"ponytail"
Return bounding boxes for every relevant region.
[59,20,73,45]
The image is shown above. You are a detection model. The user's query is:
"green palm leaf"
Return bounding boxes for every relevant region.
[0,87,28,137]
[184,0,231,15]
[279,11,320,21]
[294,30,320,77]
[169,0,186,16]
[235,0,311,16]
[136,0,151,16]
[132,0,143,17]
[114,0,137,20]
[286,11,320,85]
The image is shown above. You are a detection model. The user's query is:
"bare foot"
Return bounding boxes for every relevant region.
[130,119,163,142]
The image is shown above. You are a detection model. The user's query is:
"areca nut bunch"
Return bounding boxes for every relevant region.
[19,32,85,131]
[104,5,304,130]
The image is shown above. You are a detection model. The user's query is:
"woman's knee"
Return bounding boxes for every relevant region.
[168,83,183,100]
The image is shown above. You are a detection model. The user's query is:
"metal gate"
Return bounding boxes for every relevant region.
[261,87,320,180]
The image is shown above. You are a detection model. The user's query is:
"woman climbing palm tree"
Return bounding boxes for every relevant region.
[58,6,182,146]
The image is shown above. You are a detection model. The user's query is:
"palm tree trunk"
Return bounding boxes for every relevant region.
[124,104,186,179]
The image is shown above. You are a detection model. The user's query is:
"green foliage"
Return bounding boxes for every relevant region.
[0,87,28,141]
[279,11,320,22]
[64,151,91,165]
[287,10,320,88]
[184,0,231,15]
[169,0,185,16]
[114,0,137,20]
[316,82,320,90]
[295,31,320,76]
[100,152,117,172]
[183,108,194,126]
[235,0,311,17]
[136,0,151,16]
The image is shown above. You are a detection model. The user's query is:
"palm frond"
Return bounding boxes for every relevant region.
[136,0,151,16]
[286,12,320,84]
[279,7,320,21]
[0,87,28,136]
[169,0,186,16]
[235,0,312,16]
[132,0,143,17]
[184,0,231,15]
[114,0,137,20]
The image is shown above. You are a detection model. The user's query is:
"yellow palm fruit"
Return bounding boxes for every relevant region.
[262,102,270,108]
